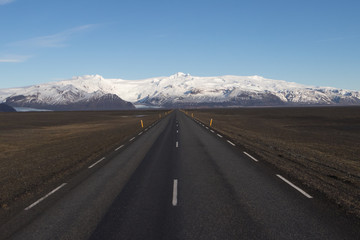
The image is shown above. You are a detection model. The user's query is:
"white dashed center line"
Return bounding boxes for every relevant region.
[210,130,214,133]
[129,137,135,142]
[25,183,67,210]
[176,141,179,148]
[217,134,223,138]
[172,179,178,206]
[138,132,143,136]
[276,174,313,199]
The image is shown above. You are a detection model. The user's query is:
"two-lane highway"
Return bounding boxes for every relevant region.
[2,110,360,239]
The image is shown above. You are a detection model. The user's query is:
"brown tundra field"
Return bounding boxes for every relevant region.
[0,107,359,224]
[188,106,360,218]
[0,110,166,224]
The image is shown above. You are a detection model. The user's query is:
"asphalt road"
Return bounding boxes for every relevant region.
[1,110,360,239]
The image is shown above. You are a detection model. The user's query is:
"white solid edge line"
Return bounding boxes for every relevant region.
[129,137,135,142]
[25,183,67,210]
[172,179,178,206]
[88,157,106,169]
[217,134,223,138]
[243,152,259,162]
[276,174,313,199]
[115,145,124,151]
[227,140,236,146]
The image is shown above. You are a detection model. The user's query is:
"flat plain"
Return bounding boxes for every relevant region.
[1,107,359,226]
[0,110,165,224]
[189,106,360,218]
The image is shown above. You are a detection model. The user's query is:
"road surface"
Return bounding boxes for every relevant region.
[1,110,359,239]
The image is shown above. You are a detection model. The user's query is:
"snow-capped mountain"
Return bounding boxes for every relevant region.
[0,78,135,111]
[0,72,359,110]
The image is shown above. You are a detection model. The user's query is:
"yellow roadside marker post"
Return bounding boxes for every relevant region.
[210,118,213,127]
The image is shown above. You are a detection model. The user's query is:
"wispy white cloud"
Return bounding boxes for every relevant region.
[10,24,97,48]
[0,0,15,5]
[0,55,31,63]
[1,24,97,63]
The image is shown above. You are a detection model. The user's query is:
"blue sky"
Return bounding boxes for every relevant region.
[1,0,359,90]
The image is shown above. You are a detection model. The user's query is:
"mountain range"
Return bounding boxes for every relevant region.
[0,72,359,110]
[0,103,16,112]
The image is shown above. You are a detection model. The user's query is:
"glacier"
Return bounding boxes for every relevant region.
[0,72,359,109]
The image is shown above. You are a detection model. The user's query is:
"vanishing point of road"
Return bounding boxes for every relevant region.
[1,110,359,239]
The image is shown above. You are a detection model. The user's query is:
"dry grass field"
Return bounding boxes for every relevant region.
[189,107,360,218]
[0,110,166,223]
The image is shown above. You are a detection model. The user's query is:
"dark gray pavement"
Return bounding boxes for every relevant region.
[2,110,360,239]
